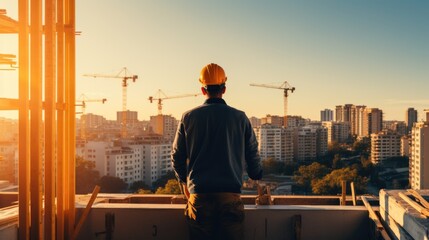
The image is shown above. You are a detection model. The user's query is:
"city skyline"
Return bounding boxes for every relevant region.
[1,0,428,121]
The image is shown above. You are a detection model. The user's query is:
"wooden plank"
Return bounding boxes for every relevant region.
[407,189,429,210]
[361,196,392,240]
[18,0,30,239]
[57,0,66,239]
[341,180,346,206]
[398,192,429,218]
[351,182,356,206]
[30,0,43,238]
[72,185,100,240]
[44,0,57,238]
[0,98,19,110]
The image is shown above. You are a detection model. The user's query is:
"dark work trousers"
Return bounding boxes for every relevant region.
[185,193,245,240]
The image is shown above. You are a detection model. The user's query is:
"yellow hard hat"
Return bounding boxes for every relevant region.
[199,63,227,86]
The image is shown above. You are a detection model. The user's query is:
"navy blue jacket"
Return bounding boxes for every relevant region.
[171,98,263,194]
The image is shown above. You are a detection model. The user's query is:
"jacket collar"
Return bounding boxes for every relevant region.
[204,98,227,105]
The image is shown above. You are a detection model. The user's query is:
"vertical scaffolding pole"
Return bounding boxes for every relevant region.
[30,0,43,239]
[45,0,57,239]
[57,0,66,238]
[18,0,30,239]
[65,0,76,238]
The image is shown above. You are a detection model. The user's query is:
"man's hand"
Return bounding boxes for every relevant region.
[255,183,273,205]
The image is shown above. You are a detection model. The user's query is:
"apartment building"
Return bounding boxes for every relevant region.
[77,140,112,176]
[294,125,328,162]
[287,115,308,128]
[260,115,284,127]
[320,109,333,122]
[322,121,351,144]
[149,114,178,142]
[335,104,366,136]
[383,121,407,136]
[255,124,293,163]
[370,131,401,164]
[106,146,142,185]
[409,120,429,190]
[117,110,139,126]
[362,108,383,137]
[401,136,410,157]
[77,135,172,186]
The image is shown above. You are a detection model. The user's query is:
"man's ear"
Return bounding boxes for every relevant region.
[201,87,207,95]
[222,87,226,94]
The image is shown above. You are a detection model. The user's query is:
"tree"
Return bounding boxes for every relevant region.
[98,176,127,193]
[151,171,176,191]
[293,162,329,193]
[332,154,342,169]
[262,157,284,175]
[130,180,151,193]
[155,179,182,194]
[311,167,367,195]
[76,156,100,194]
[137,188,153,194]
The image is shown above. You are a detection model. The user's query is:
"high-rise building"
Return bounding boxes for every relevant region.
[370,130,401,164]
[322,121,351,144]
[255,124,293,163]
[409,111,429,190]
[117,110,139,126]
[401,136,410,157]
[351,105,366,137]
[335,104,366,136]
[335,104,353,122]
[293,125,328,162]
[405,107,418,134]
[149,115,178,142]
[362,108,383,136]
[320,109,333,122]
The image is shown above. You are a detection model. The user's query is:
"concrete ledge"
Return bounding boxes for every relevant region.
[380,189,429,240]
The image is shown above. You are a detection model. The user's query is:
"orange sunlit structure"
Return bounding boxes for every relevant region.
[83,67,138,138]
[0,1,76,239]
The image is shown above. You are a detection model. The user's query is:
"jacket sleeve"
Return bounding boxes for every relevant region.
[171,119,188,183]
[244,119,263,180]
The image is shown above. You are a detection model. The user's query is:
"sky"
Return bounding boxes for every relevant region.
[1,0,428,121]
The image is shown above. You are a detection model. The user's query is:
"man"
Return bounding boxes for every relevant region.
[171,63,263,240]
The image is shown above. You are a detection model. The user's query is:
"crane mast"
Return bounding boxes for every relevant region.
[250,81,295,128]
[83,67,137,138]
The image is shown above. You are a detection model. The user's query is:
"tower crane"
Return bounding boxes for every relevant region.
[148,89,201,115]
[76,94,107,140]
[83,67,138,138]
[250,81,295,128]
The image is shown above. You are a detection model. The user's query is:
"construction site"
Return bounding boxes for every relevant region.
[1,1,429,240]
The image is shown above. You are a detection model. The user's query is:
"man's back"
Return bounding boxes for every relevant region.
[175,98,260,194]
